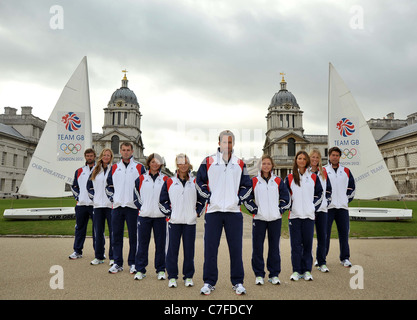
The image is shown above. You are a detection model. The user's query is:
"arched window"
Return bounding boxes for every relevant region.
[111,135,120,155]
[288,138,296,157]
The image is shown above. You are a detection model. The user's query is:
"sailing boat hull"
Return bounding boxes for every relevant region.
[349,207,412,221]
[3,207,75,220]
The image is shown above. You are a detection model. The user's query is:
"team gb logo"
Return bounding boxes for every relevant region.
[61,112,81,132]
[337,118,355,137]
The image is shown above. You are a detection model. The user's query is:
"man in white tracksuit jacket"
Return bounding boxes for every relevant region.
[69,148,96,260]
[324,146,355,267]
[106,143,145,273]
[196,130,257,296]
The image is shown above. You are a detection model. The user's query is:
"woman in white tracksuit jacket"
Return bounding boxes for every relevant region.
[309,149,332,273]
[133,153,168,280]
[87,148,114,265]
[251,155,290,285]
[159,154,206,288]
[284,151,323,281]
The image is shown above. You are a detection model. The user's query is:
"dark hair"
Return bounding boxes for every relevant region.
[328,146,342,156]
[292,151,310,186]
[120,142,133,150]
[146,153,164,170]
[84,148,96,157]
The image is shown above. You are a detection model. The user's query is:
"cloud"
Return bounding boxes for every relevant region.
[1,0,416,169]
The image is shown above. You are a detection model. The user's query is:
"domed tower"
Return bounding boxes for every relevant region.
[97,70,145,163]
[263,73,307,177]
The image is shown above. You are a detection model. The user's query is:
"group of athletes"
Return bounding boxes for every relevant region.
[68,130,355,296]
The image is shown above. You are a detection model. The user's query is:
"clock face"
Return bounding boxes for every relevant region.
[284,103,291,110]
[117,101,123,107]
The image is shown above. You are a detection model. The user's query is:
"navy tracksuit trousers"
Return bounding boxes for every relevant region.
[135,216,167,274]
[252,218,282,278]
[73,205,94,255]
[203,212,244,286]
[166,223,196,280]
[111,207,138,267]
[289,218,315,274]
[315,211,328,266]
[93,207,113,260]
[326,208,350,261]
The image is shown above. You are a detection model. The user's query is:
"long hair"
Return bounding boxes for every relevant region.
[292,150,310,186]
[259,154,275,177]
[146,153,164,170]
[309,148,324,178]
[91,148,114,181]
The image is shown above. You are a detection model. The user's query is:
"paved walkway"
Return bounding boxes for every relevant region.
[1,213,416,300]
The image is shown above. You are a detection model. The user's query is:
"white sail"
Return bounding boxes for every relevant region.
[327,63,399,199]
[19,57,92,197]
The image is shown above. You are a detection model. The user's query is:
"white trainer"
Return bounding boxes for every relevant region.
[108,264,123,274]
[68,252,82,260]
[255,277,264,285]
[168,278,177,288]
[303,271,313,281]
[290,272,302,281]
[318,264,330,272]
[233,283,246,295]
[268,276,281,285]
[341,259,352,267]
[157,271,166,280]
[129,264,136,274]
[134,272,146,280]
[184,278,194,287]
[200,283,215,295]
[90,258,104,265]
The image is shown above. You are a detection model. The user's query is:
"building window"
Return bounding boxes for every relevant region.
[288,138,296,157]
[1,152,6,166]
[111,135,120,155]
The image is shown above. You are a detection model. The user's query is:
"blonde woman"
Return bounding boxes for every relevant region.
[159,154,206,288]
[309,149,332,273]
[87,148,114,265]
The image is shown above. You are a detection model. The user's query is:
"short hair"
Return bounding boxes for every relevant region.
[84,148,96,157]
[146,153,164,169]
[120,142,133,150]
[218,130,235,145]
[328,146,342,156]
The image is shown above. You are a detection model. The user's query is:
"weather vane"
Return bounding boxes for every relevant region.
[280,72,286,82]
[122,69,128,80]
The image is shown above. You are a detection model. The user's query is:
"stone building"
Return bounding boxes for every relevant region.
[0,107,45,197]
[92,71,146,164]
[262,74,327,177]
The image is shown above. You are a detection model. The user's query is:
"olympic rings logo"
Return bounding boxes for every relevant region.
[60,143,82,155]
[341,148,357,159]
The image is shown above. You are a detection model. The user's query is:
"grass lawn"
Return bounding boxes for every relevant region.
[0,197,416,238]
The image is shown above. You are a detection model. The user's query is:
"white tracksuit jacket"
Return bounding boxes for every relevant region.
[159,173,204,225]
[252,172,291,221]
[106,157,145,209]
[284,169,323,220]
[324,164,355,210]
[87,167,112,208]
[133,170,168,218]
[71,164,94,206]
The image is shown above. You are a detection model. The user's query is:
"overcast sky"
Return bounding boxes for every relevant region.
[1,0,416,170]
